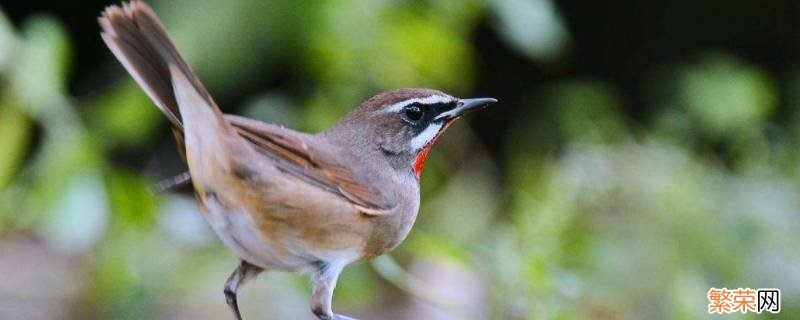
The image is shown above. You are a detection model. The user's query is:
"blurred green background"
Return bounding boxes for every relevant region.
[1,0,798,319]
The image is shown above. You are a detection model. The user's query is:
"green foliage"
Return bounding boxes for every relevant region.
[0,0,798,319]
[678,53,777,140]
[0,105,31,189]
[88,82,163,148]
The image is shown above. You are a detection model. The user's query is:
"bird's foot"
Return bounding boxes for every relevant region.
[224,286,243,320]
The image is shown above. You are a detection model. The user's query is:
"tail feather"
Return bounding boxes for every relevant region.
[100,0,241,181]
[99,0,222,129]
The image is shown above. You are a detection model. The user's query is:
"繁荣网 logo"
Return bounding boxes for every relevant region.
[707,287,780,314]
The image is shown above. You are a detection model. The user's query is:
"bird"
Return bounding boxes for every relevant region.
[98,1,496,319]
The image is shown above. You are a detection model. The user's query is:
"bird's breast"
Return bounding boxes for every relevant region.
[361,181,421,259]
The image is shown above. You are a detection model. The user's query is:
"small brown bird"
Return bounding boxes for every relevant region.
[99,1,496,319]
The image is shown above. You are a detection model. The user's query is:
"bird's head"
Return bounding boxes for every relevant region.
[324,88,497,179]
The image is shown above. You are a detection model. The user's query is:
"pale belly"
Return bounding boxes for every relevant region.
[200,193,360,272]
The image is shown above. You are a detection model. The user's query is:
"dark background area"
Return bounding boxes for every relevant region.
[5,2,799,81]
[5,0,799,155]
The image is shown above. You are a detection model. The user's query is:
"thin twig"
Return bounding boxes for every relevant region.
[150,171,191,194]
[371,255,473,318]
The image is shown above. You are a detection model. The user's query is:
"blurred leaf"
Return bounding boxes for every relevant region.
[11,15,71,120]
[302,90,352,132]
[38,171,109,254]
[334,263,380,310]
[678,53,777,139]
[88,81,162,148]
[544,79,627,143]
[404,231,470,265]
[93,229,159,320]
[106,170,158,230]
[375,10,475,91]
[153,0,311,92]
[16,130,103,225]
[0,103,31,188]
[427,0,483,35]
[489,0,570,62]
[306,1,475,92]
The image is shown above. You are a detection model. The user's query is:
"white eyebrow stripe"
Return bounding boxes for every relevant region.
[386,95,452,113]
[409,122,443,150]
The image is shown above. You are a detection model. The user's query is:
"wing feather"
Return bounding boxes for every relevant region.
[226,115,391,215]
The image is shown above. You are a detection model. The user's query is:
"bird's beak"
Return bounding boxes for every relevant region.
[435,97,498,121]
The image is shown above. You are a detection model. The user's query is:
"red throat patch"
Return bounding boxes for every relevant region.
[413,120,455,178]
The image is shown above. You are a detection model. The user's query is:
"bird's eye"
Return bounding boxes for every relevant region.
[404,105,423,122]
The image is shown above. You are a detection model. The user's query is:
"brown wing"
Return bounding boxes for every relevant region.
[225,115,391,215]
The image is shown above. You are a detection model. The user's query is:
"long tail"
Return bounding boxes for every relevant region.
[99,0,226,129]
[100,1,240,183]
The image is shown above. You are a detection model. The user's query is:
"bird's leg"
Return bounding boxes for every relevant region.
[224,260,263,320]
[310,261,357,320]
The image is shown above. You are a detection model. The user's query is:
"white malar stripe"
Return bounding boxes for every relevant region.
[409,123,443,150]
[386,95,452,112]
